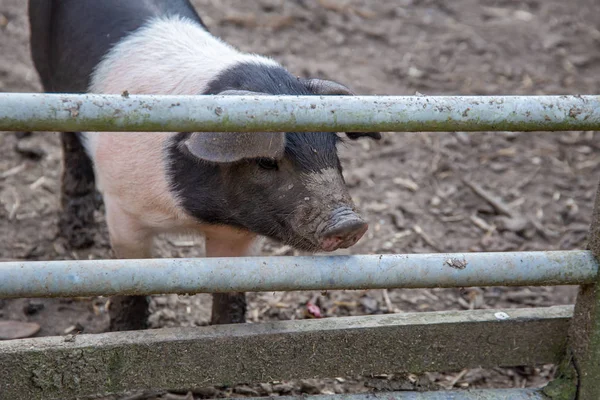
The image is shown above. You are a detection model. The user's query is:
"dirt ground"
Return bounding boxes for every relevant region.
[1,0,600,398]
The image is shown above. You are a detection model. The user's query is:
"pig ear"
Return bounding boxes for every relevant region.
[183,90,285,163]
[302,78,356,96]
[302,78,381,141]
[183,131,285,163]
[345,132,382,140]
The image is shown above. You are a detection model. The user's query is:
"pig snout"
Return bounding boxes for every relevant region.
[319,208,368,252]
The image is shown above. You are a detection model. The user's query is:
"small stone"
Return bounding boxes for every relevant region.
[495,312,510,320]
[64,334,76,343]
[408,66,425,78]
[154,297,168,306]
[496,216,530,234]
[513,10,533,21]
[300,379,322,394]
[167,293,179,308]
[234,386,260,396]
[258,383,273,395]
[0,321,41,340]
[161,309,177,320]
[390,210,406,229]
[272,382,294,394]
[359,296,379,314]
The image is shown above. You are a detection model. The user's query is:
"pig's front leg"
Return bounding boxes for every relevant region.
[205,229,258,325]
[105,200,154,331]
[59,132,99,249]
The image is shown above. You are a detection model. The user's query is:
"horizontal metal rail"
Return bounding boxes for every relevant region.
[1,93,600,132]
[0,251,596,298]
[0,306,571,400]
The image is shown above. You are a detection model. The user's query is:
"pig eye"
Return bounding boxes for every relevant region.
[257,158,279,171]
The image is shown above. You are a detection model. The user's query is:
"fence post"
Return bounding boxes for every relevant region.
[550,178,600,399]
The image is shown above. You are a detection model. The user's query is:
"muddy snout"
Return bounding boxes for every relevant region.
[319,208,368,252]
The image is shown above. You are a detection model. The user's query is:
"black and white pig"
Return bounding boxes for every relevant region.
[28,0,380,330]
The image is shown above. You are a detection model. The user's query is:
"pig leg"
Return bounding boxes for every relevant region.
[105,201,154,331]
[59,132,99,249]
[205,231,258,325]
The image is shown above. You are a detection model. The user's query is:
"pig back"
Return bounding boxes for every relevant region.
[28,0,205,92]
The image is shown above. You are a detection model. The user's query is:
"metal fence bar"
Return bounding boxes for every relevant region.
[1,93,600,132]
[0,306,571,400]
[0,250,596,299]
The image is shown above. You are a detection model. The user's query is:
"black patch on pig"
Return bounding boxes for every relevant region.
[165,62,343,237]
[204,62,313,96]
[204,62,342,173]
[30,0,207,92]
[167,133,236,226]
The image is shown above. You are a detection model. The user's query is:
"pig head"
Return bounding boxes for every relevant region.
[169,85,374,253]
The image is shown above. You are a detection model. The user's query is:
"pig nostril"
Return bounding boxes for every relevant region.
[321,219,368,251]
[324,220,368,239]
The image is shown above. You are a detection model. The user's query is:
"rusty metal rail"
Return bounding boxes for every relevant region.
[1,93,600,132]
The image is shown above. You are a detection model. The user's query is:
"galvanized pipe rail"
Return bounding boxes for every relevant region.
[0,250,596,299]
[1,93,600,132]
[1,91,600,400]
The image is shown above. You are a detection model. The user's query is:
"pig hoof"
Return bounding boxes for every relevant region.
[211,292,247,325]
[109,295,150,331]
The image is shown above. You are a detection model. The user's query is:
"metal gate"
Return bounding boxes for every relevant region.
[0,93,599,400]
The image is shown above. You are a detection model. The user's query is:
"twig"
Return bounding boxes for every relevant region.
[166,237,197,247]
[272,245,294,256]
[462,178,514,217]
[7,188,21,220]
[393,177,419,192]
[445,369,469,389]
[381,289,398,313]
[29,176,48,190]
[0,163,26,180]
[469,214,496,233]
